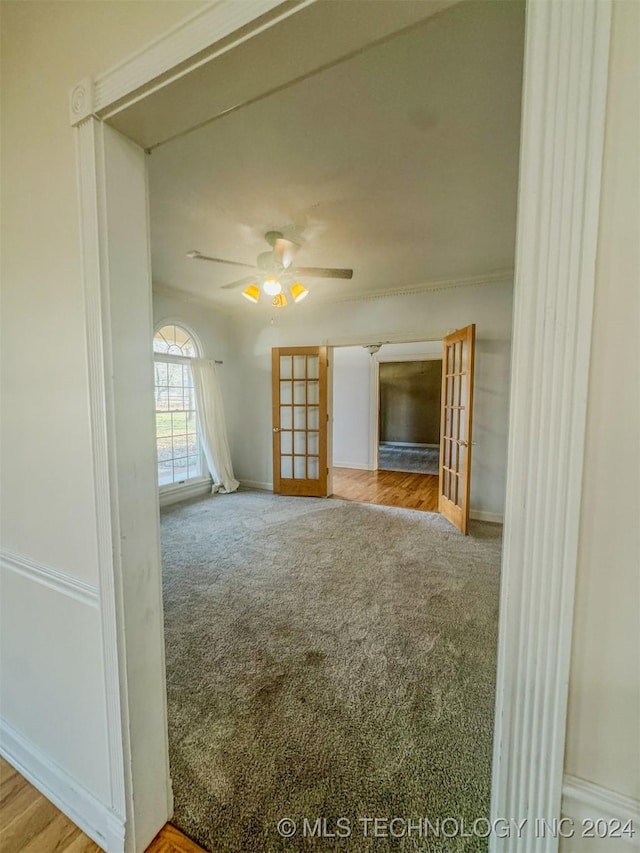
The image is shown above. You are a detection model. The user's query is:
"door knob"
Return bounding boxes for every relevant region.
[273,427,280,433]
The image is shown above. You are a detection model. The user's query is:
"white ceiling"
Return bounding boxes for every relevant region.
[149,0,525,311]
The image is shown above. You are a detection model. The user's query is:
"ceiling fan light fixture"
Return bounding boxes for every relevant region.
[241,284,260,303]
[272,293,288,308]
[290,282,309,303]
[263,275,282,296]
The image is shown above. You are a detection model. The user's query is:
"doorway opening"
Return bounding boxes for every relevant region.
[378,359,442,475]
[330,340,443,513]
[70,0,613,846]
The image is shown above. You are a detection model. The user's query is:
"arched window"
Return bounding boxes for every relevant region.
[153,324,198,358]
[153,324,203,487]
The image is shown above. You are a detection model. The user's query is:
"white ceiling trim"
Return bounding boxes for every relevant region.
[152,281,236,315]
[153,266,514,317]
[328,267,514,305]
[94,0,313,116]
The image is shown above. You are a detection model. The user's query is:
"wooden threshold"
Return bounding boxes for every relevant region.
[147,823,207,852]
[0,757,206,853]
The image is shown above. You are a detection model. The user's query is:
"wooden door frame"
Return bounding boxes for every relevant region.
[68,1,613,850]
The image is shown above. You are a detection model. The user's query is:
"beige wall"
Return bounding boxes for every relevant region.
[564,0,640,806]
[0,0,203,818]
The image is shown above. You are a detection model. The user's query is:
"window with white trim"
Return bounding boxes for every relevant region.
[153,324,203,486]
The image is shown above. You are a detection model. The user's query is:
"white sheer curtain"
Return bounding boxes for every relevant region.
[190,358,239,494]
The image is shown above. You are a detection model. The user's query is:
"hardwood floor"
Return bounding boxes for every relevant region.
[0,758,205,853]
[146,824,207,853]
[331,466,439,512]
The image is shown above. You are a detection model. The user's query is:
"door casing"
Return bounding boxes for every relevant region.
[70,2,613,850]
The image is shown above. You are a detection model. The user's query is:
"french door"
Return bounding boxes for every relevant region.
[272,347,328,497]
[438,324,476,534]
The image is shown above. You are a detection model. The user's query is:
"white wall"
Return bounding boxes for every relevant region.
[332,347,374,469]
[0,0,203,844]
[232,278,513,517]
[562,0,640,839]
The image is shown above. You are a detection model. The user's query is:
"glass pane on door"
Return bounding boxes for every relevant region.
[280,356,292,379]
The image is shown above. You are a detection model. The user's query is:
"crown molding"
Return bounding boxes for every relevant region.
[152,267,514,318]
[324,267,514,306]
[152,281,238,319]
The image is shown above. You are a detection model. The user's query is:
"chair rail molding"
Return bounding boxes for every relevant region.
[69,0,614,850]
[0,550,99,608]
[490,2,612,851]
[562,774,640,842]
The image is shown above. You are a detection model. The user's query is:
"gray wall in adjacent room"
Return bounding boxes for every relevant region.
[379,360,442,445]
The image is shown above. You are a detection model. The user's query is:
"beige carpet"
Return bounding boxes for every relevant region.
[160,490,502,852]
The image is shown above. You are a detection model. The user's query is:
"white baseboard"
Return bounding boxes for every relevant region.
[240,479,273,492]
[159,478,212,507]
[0,718,124,852]
[332,461,375,471]
[562,774,640,849]
[237,482,504,526]
[470,509,503,524]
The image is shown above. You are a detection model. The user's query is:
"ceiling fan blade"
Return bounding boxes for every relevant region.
[187,250,257,270]
[221,275,257,290]
[291,266,354,279]
[273,237,299,270]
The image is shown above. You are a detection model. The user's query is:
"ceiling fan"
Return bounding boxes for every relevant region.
[187,231,353,307]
